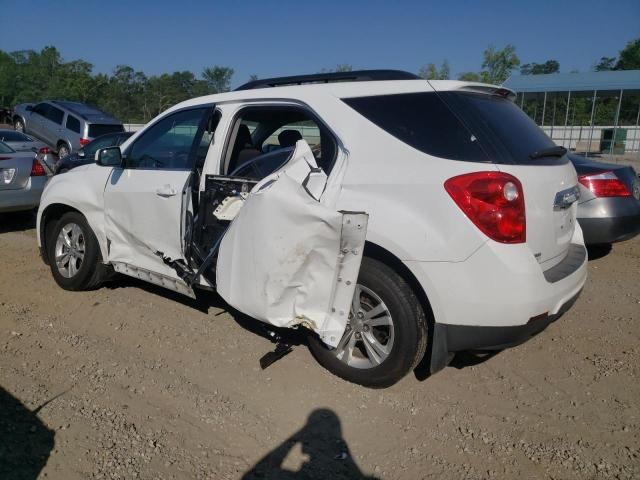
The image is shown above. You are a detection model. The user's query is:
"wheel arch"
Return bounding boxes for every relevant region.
[56,140,71,153]
[39,203,83,264]
[363,240,448,378]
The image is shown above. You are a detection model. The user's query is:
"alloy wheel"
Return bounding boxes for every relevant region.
[333,284,395,369]
[54,223,86,278]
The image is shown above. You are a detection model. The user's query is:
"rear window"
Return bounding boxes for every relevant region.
[89,124,124,138]
[439,91,560,165]
[343,92,488,162]
[66,115,81,133]
[343,91,562,165]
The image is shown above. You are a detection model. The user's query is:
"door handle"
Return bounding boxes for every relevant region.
[156,185,178,197]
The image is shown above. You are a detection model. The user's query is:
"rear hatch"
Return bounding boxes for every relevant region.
[434,88,580,268]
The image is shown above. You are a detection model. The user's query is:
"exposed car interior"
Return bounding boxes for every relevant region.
[224,106,337,178]
[171,106,338,289]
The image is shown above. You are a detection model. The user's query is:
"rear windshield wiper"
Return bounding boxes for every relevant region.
[529,146,567,160]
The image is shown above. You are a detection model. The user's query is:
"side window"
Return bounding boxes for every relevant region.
[46,106,64,125]
[66,115,81,133]
[225,107,337,177]
[125,107,210,170]
[32,103,49,117]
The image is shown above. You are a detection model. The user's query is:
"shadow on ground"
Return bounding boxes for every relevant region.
[106,275,307,347]
[0,211,36,234]
[242,409,379,480]
[0,386,55,480]
[587,243,613,261]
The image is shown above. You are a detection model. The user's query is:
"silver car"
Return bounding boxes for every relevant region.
[12,100,124,158]
[0,129,47,153]
[0,141,49,213]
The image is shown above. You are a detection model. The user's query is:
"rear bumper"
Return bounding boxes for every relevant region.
[577,196,640,244]
[428,289,582,373]
[578,214,640,244]
[0,177,47,213]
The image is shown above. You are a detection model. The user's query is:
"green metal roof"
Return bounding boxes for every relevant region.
[503,70,640,93]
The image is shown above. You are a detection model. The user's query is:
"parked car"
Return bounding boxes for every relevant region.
[36,70,588,387]
[569,153,640,245]
[0,129,47,153]
[0,141,48,213]
[55,131,134,174]
[12,101,124,158]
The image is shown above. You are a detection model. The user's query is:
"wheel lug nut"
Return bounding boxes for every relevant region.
[355,332,361,339]
[357,311,364,319]
[364,325,370,331]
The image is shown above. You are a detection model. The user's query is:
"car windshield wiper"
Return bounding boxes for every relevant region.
[529,146,567,159]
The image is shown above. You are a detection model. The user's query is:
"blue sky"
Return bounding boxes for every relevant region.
[1,0,638,87]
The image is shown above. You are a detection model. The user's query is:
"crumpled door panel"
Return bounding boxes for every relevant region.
[216,141,368,348]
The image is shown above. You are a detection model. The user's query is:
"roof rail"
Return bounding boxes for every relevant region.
[234,69,421,91]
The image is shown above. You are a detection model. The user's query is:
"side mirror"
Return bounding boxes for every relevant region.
[96,146,122,167]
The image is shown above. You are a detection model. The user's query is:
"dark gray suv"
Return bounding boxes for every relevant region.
[12,100,124,158]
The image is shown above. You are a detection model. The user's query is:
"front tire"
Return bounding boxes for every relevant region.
[14,118,24,132]
[308,257,428,388]
[47,212,106,291]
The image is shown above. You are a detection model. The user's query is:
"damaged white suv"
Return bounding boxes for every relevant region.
[37,70,587,387]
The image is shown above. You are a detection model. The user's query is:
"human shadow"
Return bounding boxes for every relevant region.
[0,211,36,234]
[0,386,55,480]
[242,409,379,480]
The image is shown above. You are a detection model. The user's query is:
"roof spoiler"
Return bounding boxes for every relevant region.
[457,84,517,101]
[235,70,421,91]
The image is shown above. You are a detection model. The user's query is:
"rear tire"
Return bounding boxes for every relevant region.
[14,118,24,132]
[57,143,70,159]
[308,257,428,388]
[47,212,107,291]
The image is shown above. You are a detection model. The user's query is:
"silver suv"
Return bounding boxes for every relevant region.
[12,101,124,158]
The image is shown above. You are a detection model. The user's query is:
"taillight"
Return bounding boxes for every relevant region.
[38,147,50,154]
[578,171,631,197]
[445,171,526,244]
[79,138,91,146]
[30,159,46,176]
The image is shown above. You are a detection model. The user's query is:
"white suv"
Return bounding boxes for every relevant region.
[37,70,587,387]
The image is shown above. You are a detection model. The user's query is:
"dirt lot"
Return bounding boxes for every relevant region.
[0,213,638,480]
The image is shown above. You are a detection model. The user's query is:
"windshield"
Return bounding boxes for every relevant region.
[83,134,119,158]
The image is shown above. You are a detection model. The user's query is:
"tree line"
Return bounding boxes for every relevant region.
[0,47,234,123]
[0,38,638,124]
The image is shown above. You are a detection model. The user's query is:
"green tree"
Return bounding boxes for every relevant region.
[520,60,559,75]
[594,56,616,71]
[615,38,640,70]
[480,44,520,84]
[457,72,482,81]
[419,60,450,80]
[334,64,353,72]
[202,66,234,94]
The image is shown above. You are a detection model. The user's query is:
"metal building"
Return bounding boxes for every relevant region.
[504,70,640,155]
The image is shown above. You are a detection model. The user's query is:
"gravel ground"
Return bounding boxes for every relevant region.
[0,212,638,480]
